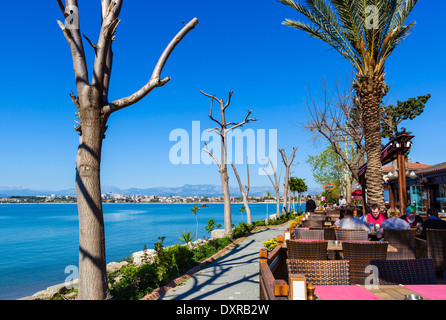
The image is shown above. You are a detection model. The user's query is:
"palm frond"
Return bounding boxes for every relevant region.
[279,0,419,76]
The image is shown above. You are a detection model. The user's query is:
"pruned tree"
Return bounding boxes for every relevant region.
[304,78,431,196]
[303,79,365,184]
[381,94,431,139]
[201,91,257,236]
[57,0,198,299]
[231,156,252,225]
[290,177,307,213]
[263,156,283,216]
[279,147,298,215]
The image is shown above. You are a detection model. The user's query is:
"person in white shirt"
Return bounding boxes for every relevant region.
[338,196,347,207]
[339,204,370,232]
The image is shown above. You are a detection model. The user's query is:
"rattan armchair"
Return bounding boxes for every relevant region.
[308,214,326,221]
[287,259,350,285]
[370,259,437,285]
[302,220,325,228]
[294,229,325,240]
[286,239,328,260]
[426,229,446,273]
[342,241,388,285]
[335,228,369,241]
[311,227,337,240]
[382,228,416,259]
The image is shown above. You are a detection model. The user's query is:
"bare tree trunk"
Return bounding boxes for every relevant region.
[263,156,282,216]
[202,91,257,235]
[57,0,198,299]
[220,164,232,233]
[231,156,252,225]
[279,147,298,215]
[75,88,109,300]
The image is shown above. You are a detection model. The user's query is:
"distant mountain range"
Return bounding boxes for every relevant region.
[0,184,319,198]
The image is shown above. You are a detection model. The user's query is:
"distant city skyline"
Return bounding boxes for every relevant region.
[1,1,444,193]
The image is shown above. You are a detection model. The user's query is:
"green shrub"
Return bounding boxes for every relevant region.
[253,220,266,227]
[192,237,232,262]
[231,222,255,239]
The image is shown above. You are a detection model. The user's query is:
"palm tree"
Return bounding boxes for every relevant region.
[279,0,419,208]
[290,177,308,213]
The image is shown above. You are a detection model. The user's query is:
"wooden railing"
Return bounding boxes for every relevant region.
[259,235,289,300]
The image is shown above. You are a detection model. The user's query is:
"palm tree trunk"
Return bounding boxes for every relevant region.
[356,74,386,209]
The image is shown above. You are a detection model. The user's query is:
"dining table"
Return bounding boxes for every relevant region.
[326,240,398,253]
[312,284,446,300]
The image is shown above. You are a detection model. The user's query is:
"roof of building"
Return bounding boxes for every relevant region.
[415,162,446,176]
[382,161,432,172]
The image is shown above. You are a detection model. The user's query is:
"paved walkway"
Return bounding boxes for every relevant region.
[159,224,288,300]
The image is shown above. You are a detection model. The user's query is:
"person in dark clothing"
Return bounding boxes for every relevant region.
[420,208,446,239]
[306,195,316,213]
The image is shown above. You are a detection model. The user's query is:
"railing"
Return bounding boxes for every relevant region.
[259,235,289,300]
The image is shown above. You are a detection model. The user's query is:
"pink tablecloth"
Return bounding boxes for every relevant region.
[314,285,382,300]
[404,285,446,300]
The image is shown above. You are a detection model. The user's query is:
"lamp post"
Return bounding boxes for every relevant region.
[394,138,409,215]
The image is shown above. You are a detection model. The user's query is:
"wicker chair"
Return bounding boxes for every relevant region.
[309,214,326,221]
[335,228,369,241]
[426,229,446,273]
[294,229,325,240]
[370,259,437,285]
[311,227,336,240]
[342,241,388,285]
[302,220,325,228]
[286,239,328,260]
[382,228,416,260]
[287,259,350,285]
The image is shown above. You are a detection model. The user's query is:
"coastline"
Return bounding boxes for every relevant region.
[20,220,292,300]
[1,202,305,299]
[0,201,305,205]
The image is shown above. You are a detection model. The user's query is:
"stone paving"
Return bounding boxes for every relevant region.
[159,224,287,300]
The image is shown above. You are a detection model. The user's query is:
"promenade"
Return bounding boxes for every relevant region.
[159,224,288,300]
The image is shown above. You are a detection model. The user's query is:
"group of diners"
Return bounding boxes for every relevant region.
[330,203,446,240]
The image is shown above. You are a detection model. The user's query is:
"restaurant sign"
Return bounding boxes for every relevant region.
[322,183,336,190]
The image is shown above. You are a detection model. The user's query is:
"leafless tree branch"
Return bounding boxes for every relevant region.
[103,17,199,116]
[203,143,221,167]
[226,110,258,133]
[57,0,89,90]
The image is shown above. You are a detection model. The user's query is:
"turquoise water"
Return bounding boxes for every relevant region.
[0,203,304,300]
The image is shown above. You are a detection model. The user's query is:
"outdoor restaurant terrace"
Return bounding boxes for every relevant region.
[259,209,446,300]
[259,135,446,300]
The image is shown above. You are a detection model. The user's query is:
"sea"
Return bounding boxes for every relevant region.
[0,202,305,300]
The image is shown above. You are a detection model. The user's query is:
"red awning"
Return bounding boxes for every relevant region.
[351,190,362,199]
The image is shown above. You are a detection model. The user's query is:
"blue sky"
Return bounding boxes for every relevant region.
[0,1,445,193]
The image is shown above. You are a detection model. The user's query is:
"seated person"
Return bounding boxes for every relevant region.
[339,204,370,232]
[419,208,446,240]
[359,205,372,223]
[400,205,423,229]
[376,207,410,239]
[363,203,388,228]
[333,207,345,227]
